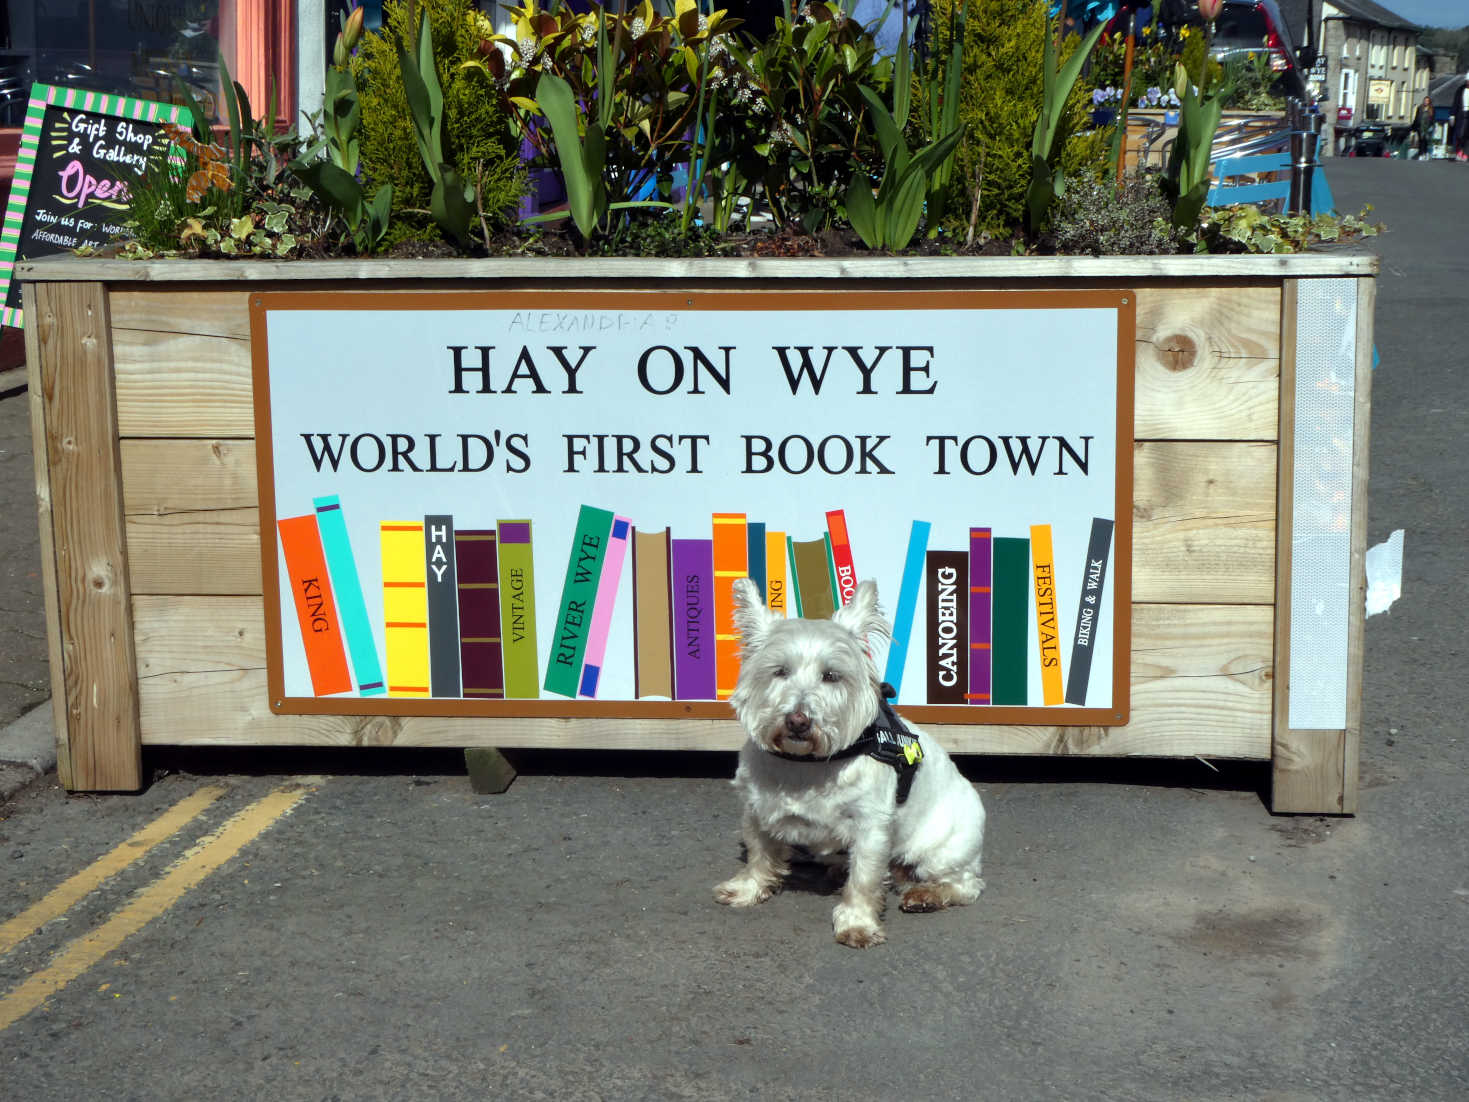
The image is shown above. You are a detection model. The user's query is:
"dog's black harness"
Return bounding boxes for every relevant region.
[765,683,924,805]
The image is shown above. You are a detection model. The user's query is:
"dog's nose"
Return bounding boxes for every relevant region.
[785,711,811,736]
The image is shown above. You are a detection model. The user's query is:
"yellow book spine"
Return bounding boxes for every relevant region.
[1029,523,1064,706]
[381,521,430,697]
[765,530,787,617]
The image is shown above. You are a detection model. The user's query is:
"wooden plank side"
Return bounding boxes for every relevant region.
[23,254,1380,284]
[110,289,253,340]
[121,439,259,513]
[125,509,261,595]
[1341,276,1375,813]
[22,283,73,789]
[113,328,254,437]
[1132,440,1276,604]
[1134,285,1280,441]
[135,598,1270,758]
[29,282,142,790]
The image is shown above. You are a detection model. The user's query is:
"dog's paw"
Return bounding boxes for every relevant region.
[834,922,887,949]
[899,885,946,912]
[832,900,886,948]
[714,875,776,907]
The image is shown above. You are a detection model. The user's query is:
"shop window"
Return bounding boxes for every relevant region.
[2,0,295,126]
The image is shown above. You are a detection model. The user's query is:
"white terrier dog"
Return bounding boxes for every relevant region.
[714,577,986,948]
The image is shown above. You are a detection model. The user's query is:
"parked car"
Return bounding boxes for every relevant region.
[1209,0,1311,103]
[1345,124,1391,157]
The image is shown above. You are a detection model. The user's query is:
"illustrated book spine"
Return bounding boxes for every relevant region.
[455,528,505,699]
[1065,517,1115,706]
[991,536,1030,707]
[424,515,461,698]
[543,505,614,698]
[764,530,787,616]
[380,521,430,697]
[746,521,767,602]
[967,527,992,705]
[790,536,836,621]
[826,509,857,607]
[670,538,716,700]
[882,520,930,699]
[1030,524,1064,706]
[579,515,631,698]
[632,527,674,699]
[712,512,748,701]
[312,494,384,696]
[924,549,967,705]
[277,513,352,696]
[496,520,539,699]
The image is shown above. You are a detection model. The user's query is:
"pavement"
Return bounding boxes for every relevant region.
[0,159,1466,1099]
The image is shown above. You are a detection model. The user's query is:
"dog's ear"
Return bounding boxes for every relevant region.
[831,579,891,644]
[732,576,776,656]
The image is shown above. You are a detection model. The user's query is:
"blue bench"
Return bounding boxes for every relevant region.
[1206,153,1335,214]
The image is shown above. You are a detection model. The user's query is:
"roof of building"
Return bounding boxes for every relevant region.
[1321,0,1420,32]
[1428,70,1469,108]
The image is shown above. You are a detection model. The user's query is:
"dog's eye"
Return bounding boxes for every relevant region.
[771,665,788,678]
[822,669,842,683]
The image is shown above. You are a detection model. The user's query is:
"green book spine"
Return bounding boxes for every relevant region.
[497,520,539,698]
[543,505,615,697]
[786,535,803,617]
[992,537,1030,706]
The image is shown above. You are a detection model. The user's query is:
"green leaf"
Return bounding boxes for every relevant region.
[431,165,476,247]
[882,165,927,250]
[845,175,881,249]
[858,85,905,164]
[536,71,601,240]
[291,159,365,227]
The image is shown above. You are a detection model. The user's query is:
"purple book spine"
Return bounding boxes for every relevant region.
[968,527,992,705]
[671,538,716,701]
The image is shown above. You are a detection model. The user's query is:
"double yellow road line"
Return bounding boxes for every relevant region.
[0,782,313,1031]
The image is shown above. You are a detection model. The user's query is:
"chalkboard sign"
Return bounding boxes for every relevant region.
[0,84,192,328]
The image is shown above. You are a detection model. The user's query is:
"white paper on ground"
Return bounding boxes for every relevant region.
[1365,529,1405,616]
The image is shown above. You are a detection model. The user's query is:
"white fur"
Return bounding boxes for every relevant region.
[715,578,986,948]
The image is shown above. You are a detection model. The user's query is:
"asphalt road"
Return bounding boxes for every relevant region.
[1,158,1466,1099]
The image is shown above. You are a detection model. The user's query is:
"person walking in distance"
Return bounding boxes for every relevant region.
[1453,77,1469,162]
[1416,96,1436,160]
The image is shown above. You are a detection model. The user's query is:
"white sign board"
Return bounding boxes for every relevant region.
[252,289,1134,726]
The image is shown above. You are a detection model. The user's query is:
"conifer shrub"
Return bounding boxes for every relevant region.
[927,0,1107,239]
[353,0,524,244]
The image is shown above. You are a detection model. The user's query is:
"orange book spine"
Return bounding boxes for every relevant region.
[277,514,352,696]
[712,512,748,700]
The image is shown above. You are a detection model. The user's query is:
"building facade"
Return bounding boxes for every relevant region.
[1314,0,1424,155]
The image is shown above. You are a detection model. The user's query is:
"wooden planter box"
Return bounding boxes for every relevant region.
[19,254,1376,813]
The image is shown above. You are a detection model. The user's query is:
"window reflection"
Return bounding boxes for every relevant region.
[3,0,225,122]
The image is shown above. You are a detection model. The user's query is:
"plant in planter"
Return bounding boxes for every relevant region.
[113,0,1376,261]
[352,0,526,248]
[121,60,325,257]
[927,0,1106,243]
[1161,19,1226,230]
[290,5,395,253]
[843,4,966,250]
[706,1,889,235]
[468,0,737,244]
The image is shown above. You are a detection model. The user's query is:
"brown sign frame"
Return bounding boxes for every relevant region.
[251,287,1134,727]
